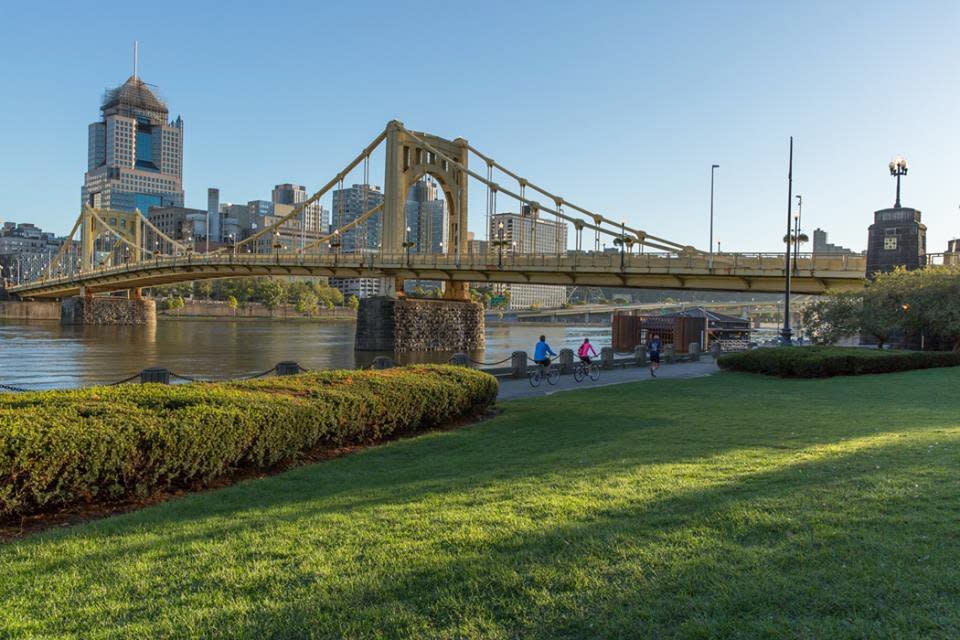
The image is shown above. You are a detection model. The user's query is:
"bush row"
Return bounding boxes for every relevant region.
[717,346,960,378]
[0,365,498,518]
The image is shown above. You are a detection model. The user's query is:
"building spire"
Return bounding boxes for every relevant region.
[133,41,139,80]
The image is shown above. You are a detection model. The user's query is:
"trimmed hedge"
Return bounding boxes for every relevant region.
[0,365,498,518]
[717,346,960,378]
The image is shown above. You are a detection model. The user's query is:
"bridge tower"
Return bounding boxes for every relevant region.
[382,120,470,299]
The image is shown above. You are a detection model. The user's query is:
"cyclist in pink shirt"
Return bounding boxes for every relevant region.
[577,338,597,364]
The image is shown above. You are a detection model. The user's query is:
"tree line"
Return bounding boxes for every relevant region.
[801,266,960,350]
[152,278,357,316]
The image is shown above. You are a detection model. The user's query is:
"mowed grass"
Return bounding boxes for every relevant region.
[2,369,960,639]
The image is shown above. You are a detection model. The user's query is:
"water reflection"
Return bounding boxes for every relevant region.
[0,319,610,390]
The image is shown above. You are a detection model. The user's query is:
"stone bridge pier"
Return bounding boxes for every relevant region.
[60,294,156,326]
[355,296,484,352]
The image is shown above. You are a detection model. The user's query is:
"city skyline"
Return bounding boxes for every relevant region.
[1,1,958,254]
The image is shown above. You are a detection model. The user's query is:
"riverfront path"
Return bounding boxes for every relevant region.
[496,359,720,401]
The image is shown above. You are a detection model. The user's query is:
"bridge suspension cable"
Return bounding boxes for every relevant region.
[302,203,384,251]
[227,127,388,254]
[465,143,695,254]
[396,124,689,254]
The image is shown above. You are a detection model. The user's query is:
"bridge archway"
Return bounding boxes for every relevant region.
[383,120,468,261]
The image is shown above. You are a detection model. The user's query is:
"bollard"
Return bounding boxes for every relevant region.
[275,361,302,376]
[140,368,170,384]
[665,343,676,364]
[710,341,722,359]
[371,356,394,370]
[634,344,648,367]
[511,351,528,378]
[558,348,574,374]
[450,352,470,367]
[600,346,615,369]
[688,342,701,362]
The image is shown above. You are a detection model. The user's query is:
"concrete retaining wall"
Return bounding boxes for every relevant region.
[61,297,157,326]
[356,296,485,352]
[0,300,61,320]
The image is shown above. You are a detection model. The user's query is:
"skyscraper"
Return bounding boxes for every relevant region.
[272,183,327,235]
[405,178,447,253]
[331,184,383,252]
[82,64,184,213]
[489,207,569,309]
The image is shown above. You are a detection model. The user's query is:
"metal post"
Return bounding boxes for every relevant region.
[709,164,719,270]
[780,137,794,346]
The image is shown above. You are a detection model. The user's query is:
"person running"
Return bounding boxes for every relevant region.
[533,335,557,367]
[577,337,597,364]
[648,334,663,377]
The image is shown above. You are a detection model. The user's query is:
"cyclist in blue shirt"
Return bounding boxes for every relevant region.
[533,335,557,367]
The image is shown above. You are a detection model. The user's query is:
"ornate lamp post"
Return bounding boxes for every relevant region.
[273,230,282,263]
[612,219,628,270]
[889,156,908,208]
[402,226,415,267]
[492,221,509,268]
[329,229,341,266]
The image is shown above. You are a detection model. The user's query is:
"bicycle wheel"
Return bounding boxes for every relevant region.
[547,365,560,385]
[573,364,585,383]
[589,364,600,381]
[529,368,542,387]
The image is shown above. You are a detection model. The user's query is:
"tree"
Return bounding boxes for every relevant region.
[259,279,286,314]
[295,289,319,316]
[227,295,239,317]
[347,295,360,311]
[801,292,862,345]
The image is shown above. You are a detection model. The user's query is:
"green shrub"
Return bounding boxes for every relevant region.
[717,346,960,378]
[0,366,498,518]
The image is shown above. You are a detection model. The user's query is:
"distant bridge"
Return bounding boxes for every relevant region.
[8,120,867,299]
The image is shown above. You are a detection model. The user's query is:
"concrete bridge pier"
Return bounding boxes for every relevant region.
[60,294,156,326]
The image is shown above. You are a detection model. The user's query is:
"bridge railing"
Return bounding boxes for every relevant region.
[10,250,868,293]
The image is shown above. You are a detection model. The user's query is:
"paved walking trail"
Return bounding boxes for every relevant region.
[496,359,720,401]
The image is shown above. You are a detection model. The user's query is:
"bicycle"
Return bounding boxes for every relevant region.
[529,361,560,387]
[573,359,601,383]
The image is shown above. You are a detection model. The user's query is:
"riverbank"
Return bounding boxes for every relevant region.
[3,368,958,637]
[159,299,355,321]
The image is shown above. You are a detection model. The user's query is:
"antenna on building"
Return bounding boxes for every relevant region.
[133,41,139,80]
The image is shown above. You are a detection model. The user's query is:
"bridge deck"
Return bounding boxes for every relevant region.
[9,252,866,298]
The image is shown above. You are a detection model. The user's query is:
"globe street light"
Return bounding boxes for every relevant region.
[492,221,509,268]
[889,156,908,208]
[402,226,415,267]
[273,230,282,263]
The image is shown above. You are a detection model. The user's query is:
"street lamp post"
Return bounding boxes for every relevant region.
[614,219,627,270]
[273,231,282,263]
[889,156,908,208]
[780,137,794,346]
[329,229,341,267]
[493,221,508,268]
[793,194,802,273]
[709,164,719,270]
[402,226,415,267]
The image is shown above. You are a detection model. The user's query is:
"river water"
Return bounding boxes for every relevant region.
[0,319,611,390]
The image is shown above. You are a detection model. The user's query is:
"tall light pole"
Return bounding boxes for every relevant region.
[889,156,908,208]
[780,137,794,346]
[793,194,802,273]
[709,164,719,269]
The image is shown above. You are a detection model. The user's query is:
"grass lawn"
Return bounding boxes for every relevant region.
[2,369,959,639]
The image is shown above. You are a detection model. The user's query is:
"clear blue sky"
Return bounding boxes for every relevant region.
[1,1,958,253]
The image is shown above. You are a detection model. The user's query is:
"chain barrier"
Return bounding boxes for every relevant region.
[0,383,31,393]
[108,373,142,386]
[447,355,514,367]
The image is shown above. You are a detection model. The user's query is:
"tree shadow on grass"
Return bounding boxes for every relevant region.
[5,422,960,639]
